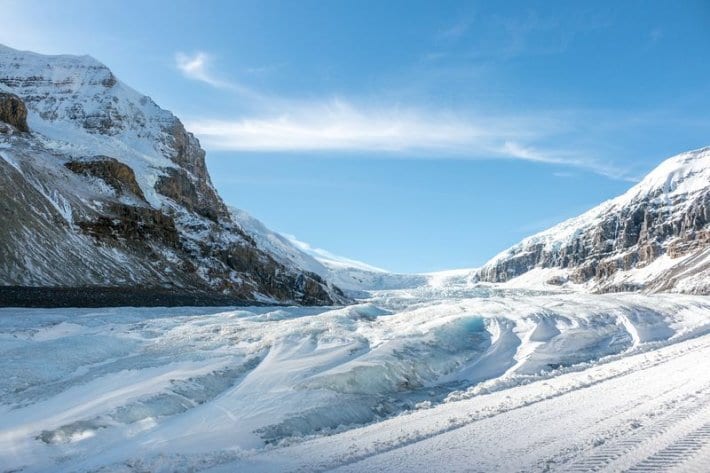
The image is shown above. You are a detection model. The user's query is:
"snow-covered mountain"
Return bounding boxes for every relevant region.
[477,147,710,294]
[1,44,706,305]
[0,44,347,305]
[231,208,427,294]
[236,144,710,297]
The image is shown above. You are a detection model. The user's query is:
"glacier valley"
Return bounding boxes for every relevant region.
[1,43,709,473]
[1,285,709,472]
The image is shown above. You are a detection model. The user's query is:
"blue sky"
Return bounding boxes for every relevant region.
[2,0,709,272]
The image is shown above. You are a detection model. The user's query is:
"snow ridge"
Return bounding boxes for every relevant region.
[231,207,427,293]
[477,147,710,294]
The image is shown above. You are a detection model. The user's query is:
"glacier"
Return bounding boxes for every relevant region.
[1,285,709,472]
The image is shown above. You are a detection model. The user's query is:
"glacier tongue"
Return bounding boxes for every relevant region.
[1,288,709,472]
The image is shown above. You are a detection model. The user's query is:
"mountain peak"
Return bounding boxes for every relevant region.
[478,146,710,294]
[0,45,347,306]
[627,146,710,199]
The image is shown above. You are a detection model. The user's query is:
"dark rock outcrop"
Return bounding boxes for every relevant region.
[480,192,709,286]
[77,203,181,249]
[156,167,227,222]
[65,157,146,200]
[0,92,29,132]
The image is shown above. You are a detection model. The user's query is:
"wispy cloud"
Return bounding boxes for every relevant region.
[500,141,635,181]
[175,51,268,101]
[185,98,633,180]
[175,51,227,87]
[176,51,635,181]
[187,99,497,153]
[439,19,472,40]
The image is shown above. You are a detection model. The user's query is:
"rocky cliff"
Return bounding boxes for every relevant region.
[477,148,710,294]
[0,44,347,306]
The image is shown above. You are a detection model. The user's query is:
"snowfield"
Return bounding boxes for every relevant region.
[1,288,709,472]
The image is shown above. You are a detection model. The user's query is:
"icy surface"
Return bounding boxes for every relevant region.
[1,288,709,472]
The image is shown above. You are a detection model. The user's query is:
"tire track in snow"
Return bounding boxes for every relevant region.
[623,423,710,472]
[564,388,710,472]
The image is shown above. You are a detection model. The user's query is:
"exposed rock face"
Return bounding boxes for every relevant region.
[77,203,181,249]
[0,91,28,132]
[478,148,710,294]
[0,44,347,306]
[65,157,146,200]
[156,167,226,221]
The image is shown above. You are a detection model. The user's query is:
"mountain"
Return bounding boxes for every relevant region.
[477,147,710,294]
[0,44,347,306]
[236,145,710,297]
[231,208,427,295]
[2,45,705,304]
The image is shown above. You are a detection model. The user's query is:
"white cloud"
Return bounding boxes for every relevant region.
[500,141,635,181]
[175,51,231,88]
[186,99,493,152]
[175,51,252,91]
[185,98,633,180]
[174,52,635,181]
[175,51,268,101]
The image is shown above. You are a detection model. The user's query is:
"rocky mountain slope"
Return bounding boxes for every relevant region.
[0,44,347,306]
[477,147,710,294]
[231,208,427,295]
[234,145,710,297]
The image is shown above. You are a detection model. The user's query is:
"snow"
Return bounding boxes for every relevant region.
[0,44,180,208]
[482,146,710,268]
[1,289,709,472]
[231,207,428,293]
[224,330,710,473]
[230,207,328,277]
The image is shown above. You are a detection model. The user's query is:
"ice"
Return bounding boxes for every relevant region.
[0,289,709,472]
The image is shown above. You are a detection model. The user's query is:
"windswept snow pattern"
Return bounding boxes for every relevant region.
[1,289,709,472]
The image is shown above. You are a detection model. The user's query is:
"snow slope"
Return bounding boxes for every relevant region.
[1,287,709,472]
[224,330,710,473]
[231,207,427,294]
[0,44,179,206]
[477,147,710,294]
[0,44,344,305]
